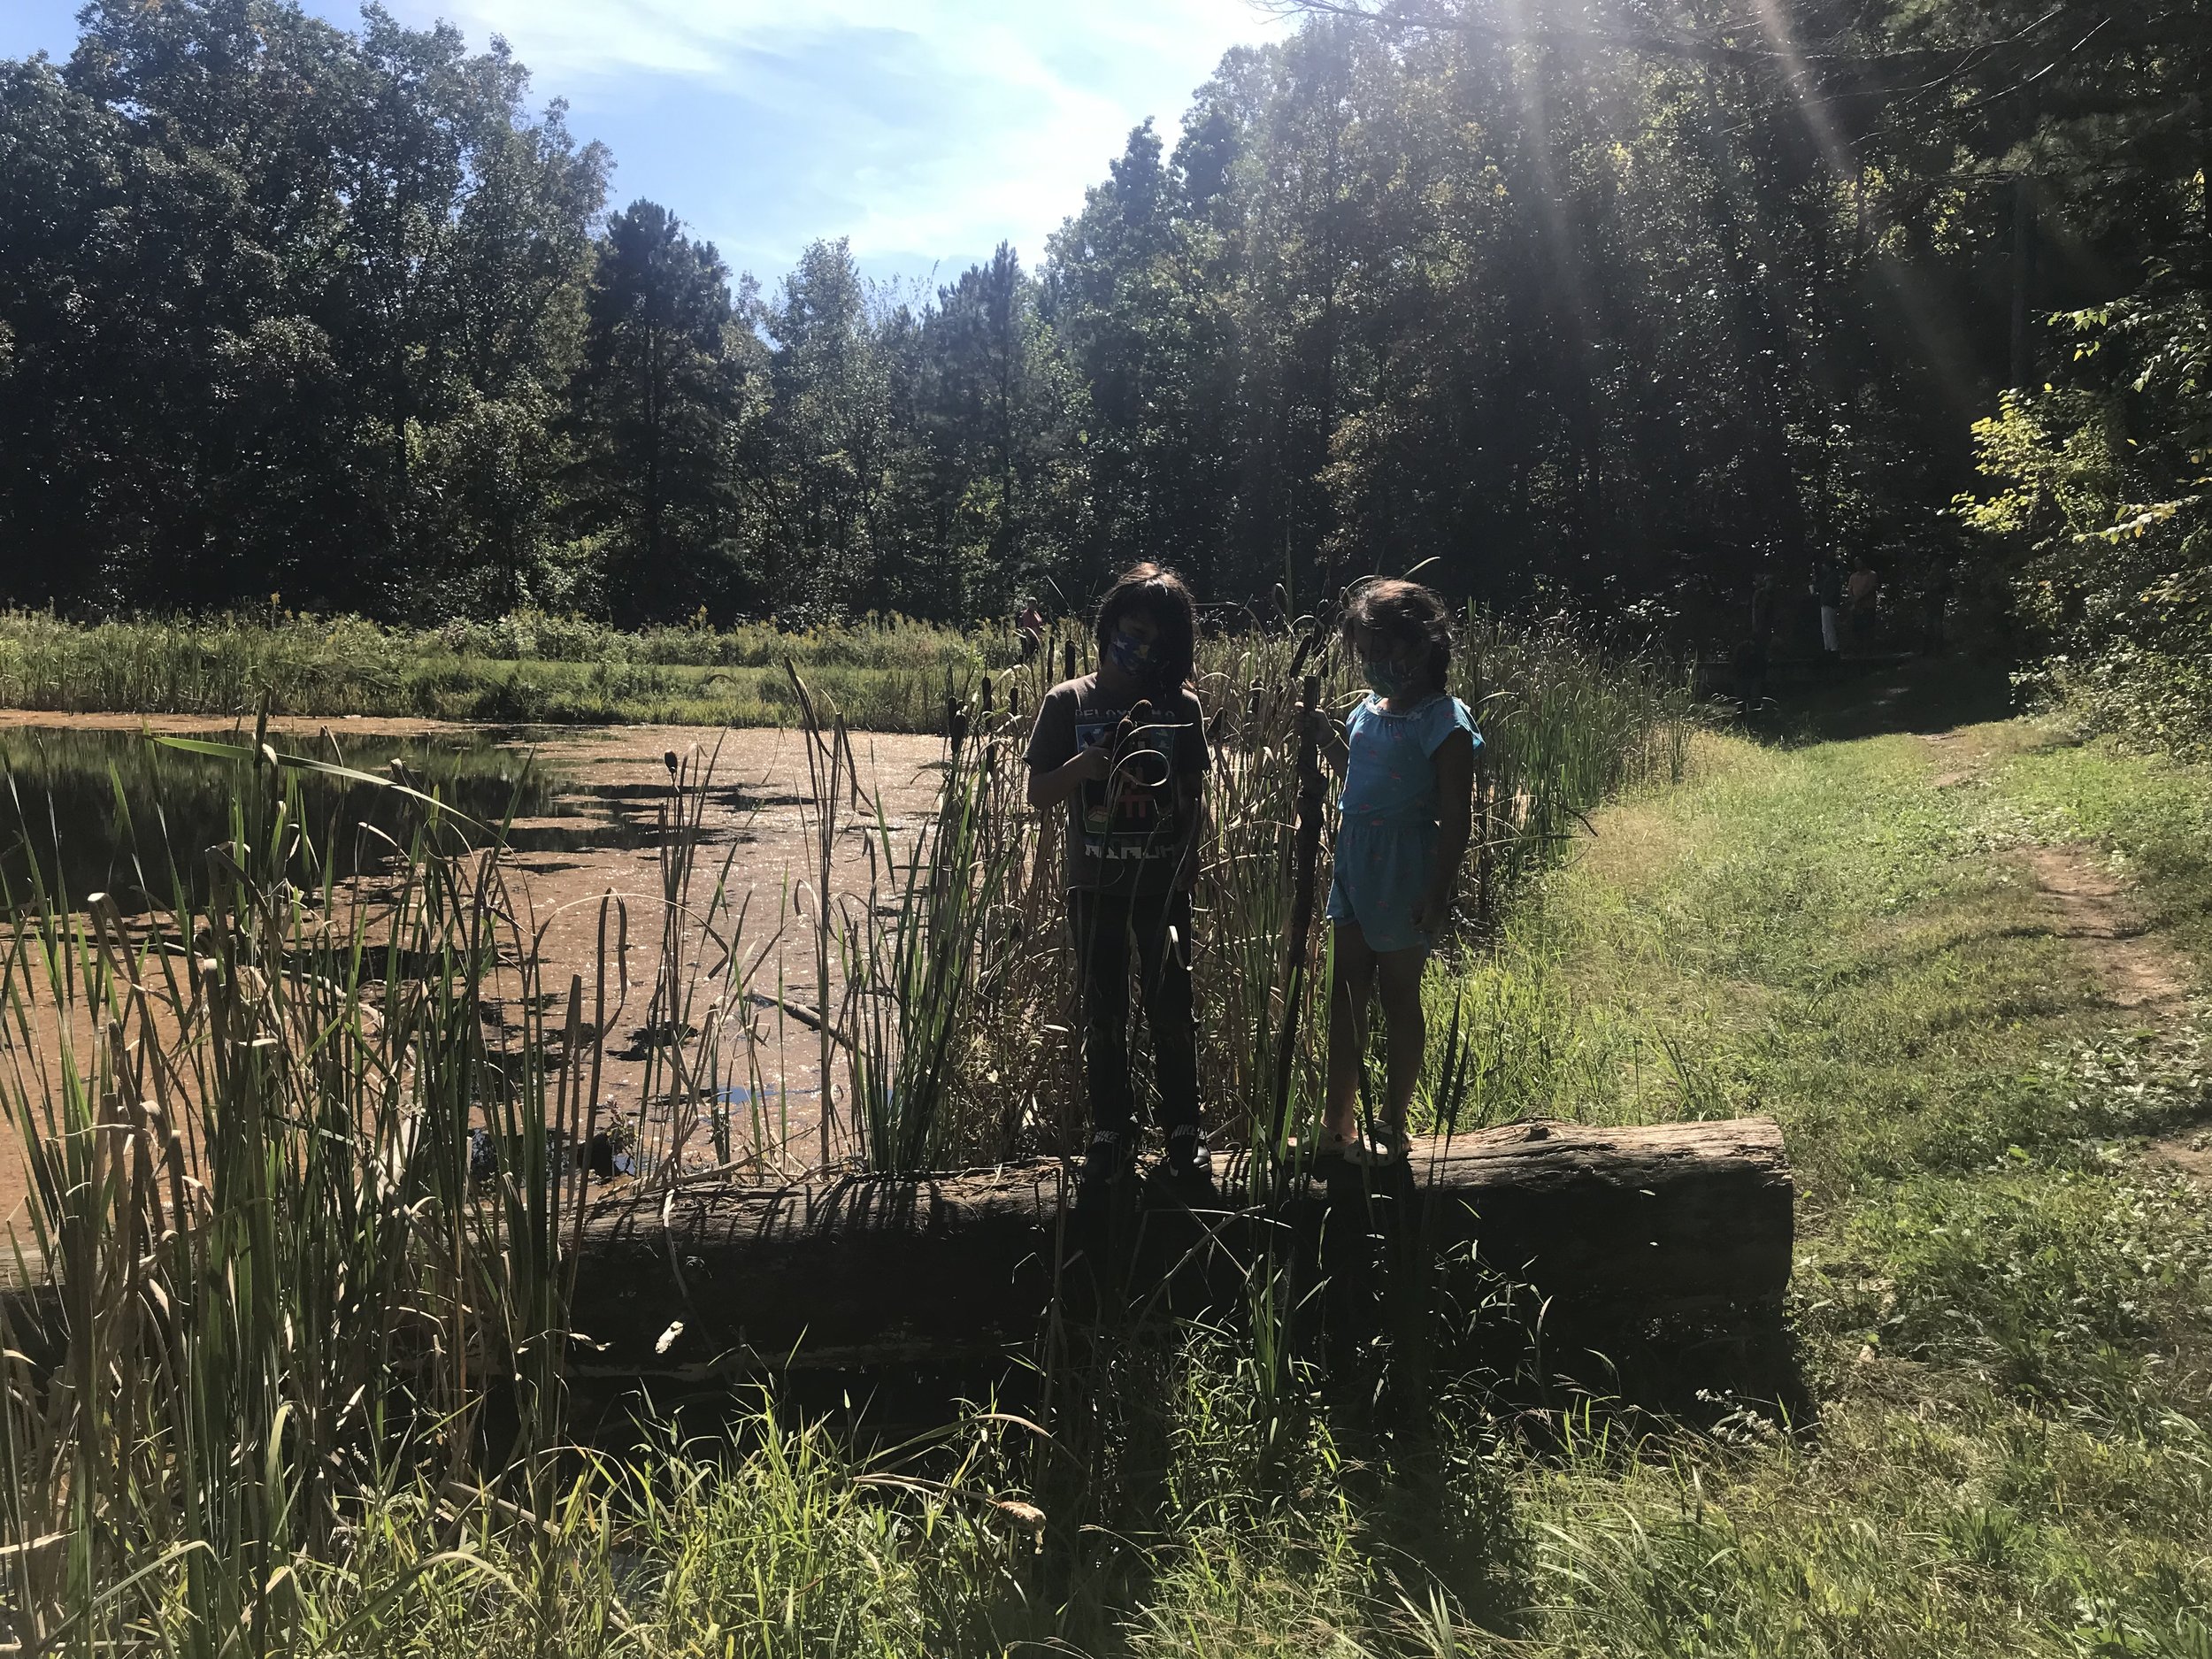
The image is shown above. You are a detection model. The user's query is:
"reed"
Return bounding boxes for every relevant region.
[0,612,1688,1653]
[0,730,585,1650]
[752,611,1691,1174]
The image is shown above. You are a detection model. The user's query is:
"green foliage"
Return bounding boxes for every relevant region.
[0,608,1006,730]
[25,0,2201,638]
[1963,296,2212,753]
[0,1,610,616]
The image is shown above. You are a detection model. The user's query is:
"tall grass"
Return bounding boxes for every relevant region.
[754,611,1694,1172]
[0,610,1010,731]
[0,613,1691,1653]
[1449,611,1694,914]
[0,730,592,1650]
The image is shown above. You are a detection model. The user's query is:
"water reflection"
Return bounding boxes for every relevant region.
[0,726,575,911]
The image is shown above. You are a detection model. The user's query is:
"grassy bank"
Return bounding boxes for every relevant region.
[0,609,1010,729]
[1458,712,2212,1655]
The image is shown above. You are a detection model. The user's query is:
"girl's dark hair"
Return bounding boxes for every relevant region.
[1342,578,1453,695]
[1094,563,1198,685]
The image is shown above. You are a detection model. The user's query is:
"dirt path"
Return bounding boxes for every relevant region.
[2012,843,2209,1182]
[2015,844,2192,1015]
[1922,729,2208,1182]
[1920,729,2193,1015]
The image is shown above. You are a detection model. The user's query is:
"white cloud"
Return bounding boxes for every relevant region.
[387,0,1293,274]
[449,1,1280,83]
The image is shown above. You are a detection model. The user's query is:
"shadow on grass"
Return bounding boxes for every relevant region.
[560,1277,1805,1655]
[1745,653,2017,745]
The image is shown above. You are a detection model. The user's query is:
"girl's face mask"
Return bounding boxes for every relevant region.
[1107,626,1160,677]
[1362,653,1409,699]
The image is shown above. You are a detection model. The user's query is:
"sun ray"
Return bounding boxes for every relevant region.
[1746,0,1988,421]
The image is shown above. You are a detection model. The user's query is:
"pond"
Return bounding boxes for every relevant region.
[0,725,605,912]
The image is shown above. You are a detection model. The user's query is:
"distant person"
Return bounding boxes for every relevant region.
[1750,572,1778,645]
[1016,600,1045,664]
[1811,557,1845,657]
[1315,580,1480,1166]
[1025,565,1210,1191]
[1847,562,1879,651]
[1732,635,1770,714]
[1921,565,1954,655]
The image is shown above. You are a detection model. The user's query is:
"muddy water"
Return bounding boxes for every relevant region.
[0,723,582,910]
[0,714,954,1241]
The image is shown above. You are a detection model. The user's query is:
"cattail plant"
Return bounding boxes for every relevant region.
[0,734,555,1648]
[835,693,1024,1173]
[0,612,1694,1652]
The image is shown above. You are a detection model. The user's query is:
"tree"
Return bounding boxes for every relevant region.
[761,238,901,617]
[5,0,2206,718]
[1046,120,1239,595]
[329,12,608,612]
[569,201,751,624]
[914,245,1087,615]
[0,0,604,616]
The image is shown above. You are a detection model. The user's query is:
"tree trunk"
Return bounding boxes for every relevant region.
[2009,171,2038,389]
[565,1116,1792,1379]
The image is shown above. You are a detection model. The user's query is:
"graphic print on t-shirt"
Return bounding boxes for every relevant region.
[1074,706,1184,863]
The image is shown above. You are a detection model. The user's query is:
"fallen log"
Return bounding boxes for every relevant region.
[566,1116,1792,1380]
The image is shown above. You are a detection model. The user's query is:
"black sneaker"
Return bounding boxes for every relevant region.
[1164,1123,1211,1180]
[1080,1129,1133,1194]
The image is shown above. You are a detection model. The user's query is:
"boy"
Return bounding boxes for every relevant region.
[1025,563,1210,1188]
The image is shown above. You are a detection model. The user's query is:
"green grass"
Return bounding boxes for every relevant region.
[0,608,1018,730]
[1466,716,2212,1656]
[10,649,2212,1655]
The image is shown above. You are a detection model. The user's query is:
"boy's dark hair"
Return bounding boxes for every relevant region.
[1094,563,1198,685]
[1342,578,1454,695]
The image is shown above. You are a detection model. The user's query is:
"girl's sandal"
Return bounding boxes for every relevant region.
[1344,1122,1409,1167]
[1305,1128,1360,1166]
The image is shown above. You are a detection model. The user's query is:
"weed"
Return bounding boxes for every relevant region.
[0,617,1680,1654]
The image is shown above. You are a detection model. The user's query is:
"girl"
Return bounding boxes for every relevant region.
[1024,564,1212,1188]
[1317,580,1479,1165]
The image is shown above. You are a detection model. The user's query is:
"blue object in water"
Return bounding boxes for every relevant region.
[715,1083,820,1106]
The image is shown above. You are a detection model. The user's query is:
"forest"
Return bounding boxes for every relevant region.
[4,5,2212,1655]
[1,0,2206,737]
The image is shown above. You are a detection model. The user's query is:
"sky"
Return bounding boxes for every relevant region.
[1,0,1294,292]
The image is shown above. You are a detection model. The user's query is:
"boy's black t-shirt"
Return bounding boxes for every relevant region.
[1024,674,1208,895]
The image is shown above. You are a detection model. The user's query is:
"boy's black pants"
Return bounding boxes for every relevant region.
[1070,887,1199,1140]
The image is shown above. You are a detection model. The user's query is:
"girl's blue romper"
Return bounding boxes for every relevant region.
[1325,691,1481,953]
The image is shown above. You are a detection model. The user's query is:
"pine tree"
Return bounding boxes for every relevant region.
[569,201,749,623]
